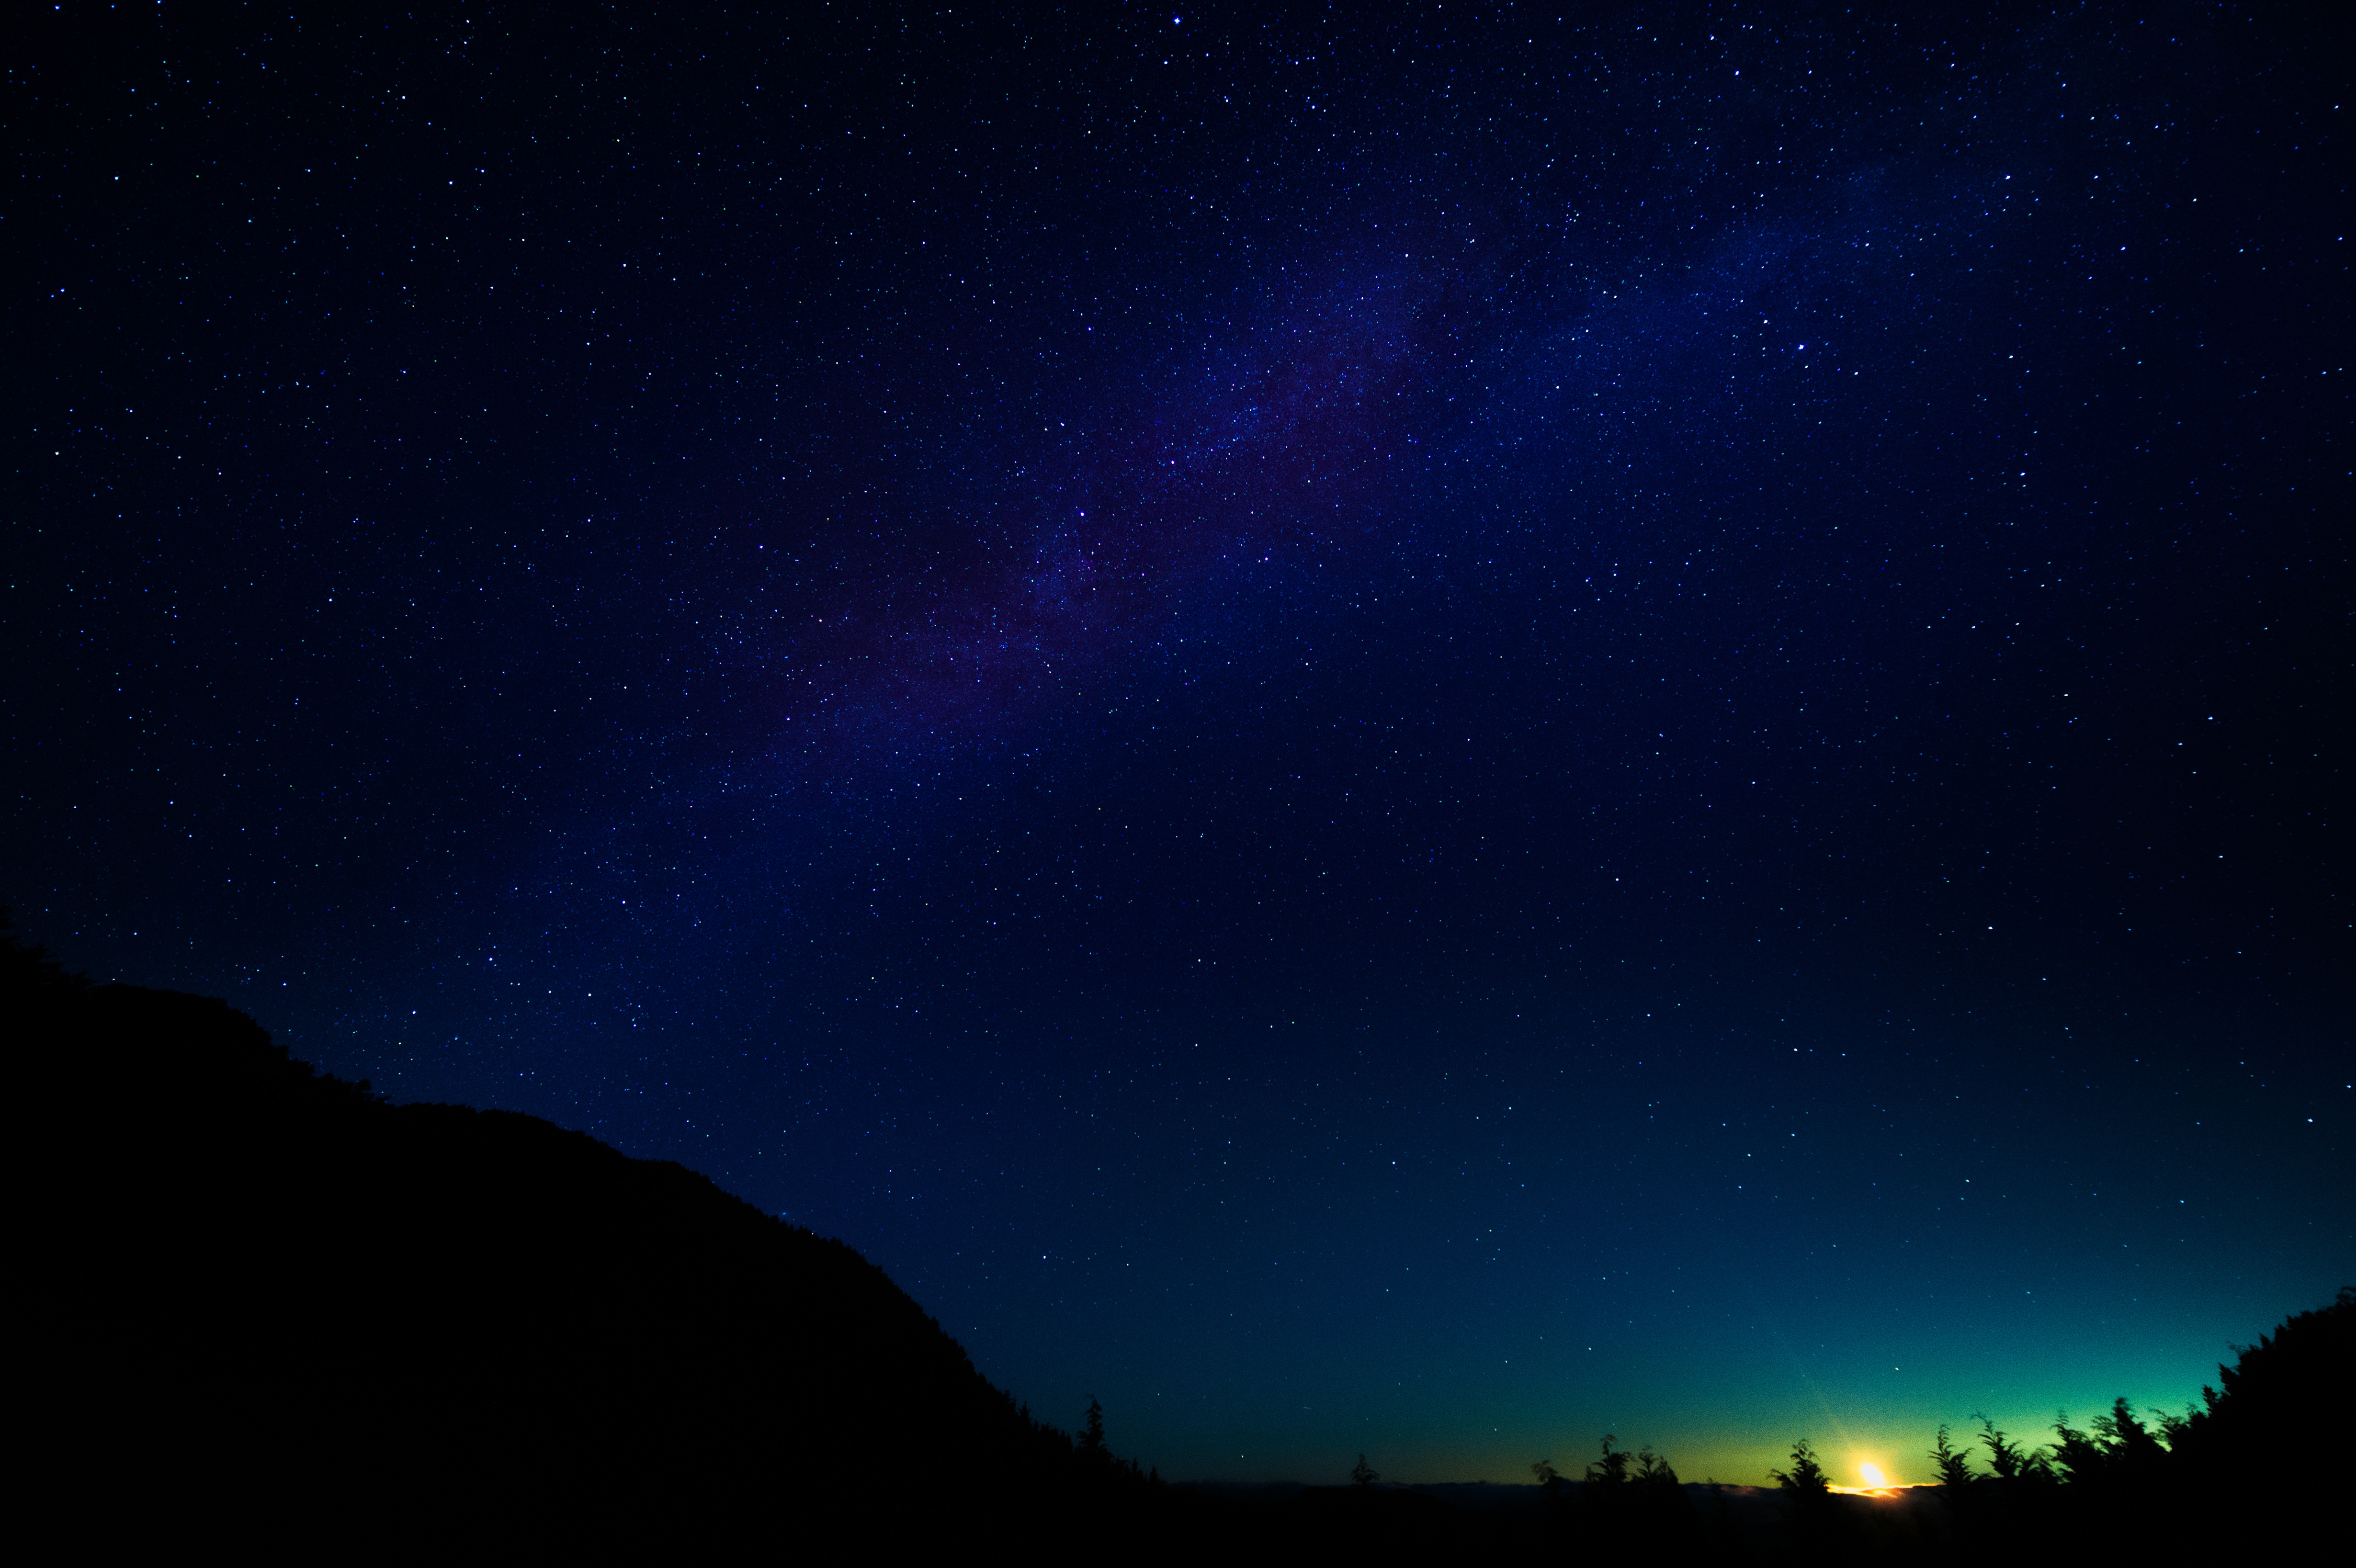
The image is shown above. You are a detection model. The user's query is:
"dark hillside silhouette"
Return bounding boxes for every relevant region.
[9,914,1178,1554]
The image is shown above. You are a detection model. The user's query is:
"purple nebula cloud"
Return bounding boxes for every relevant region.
[768,249,1451,765]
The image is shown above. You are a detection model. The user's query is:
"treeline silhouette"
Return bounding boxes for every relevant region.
[13,914,2347,1561]
[1500,1302,2351,1563]
[1719,1290,2355,1565]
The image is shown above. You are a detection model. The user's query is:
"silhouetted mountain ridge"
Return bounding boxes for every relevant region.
[11,918,1162,1552]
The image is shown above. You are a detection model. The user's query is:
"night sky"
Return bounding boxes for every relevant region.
[12,2,2348,1488]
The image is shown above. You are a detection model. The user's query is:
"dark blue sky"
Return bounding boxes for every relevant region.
[12,1,2346,1485]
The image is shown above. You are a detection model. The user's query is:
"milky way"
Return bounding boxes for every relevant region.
[776,245,1441,762]
[13,1,2345,1486]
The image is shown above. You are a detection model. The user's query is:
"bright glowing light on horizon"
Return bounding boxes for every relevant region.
[1859,1463,1887,1488]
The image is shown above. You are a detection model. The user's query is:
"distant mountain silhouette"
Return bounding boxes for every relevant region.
[9,916,1172,1555]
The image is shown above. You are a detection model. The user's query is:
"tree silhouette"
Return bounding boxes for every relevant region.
[1080,1397,1108,1461]
[2094,1397,2168,1476]
[2160,1288,2353,1555]
[1977,1419,2051,1485]
[2050,1410,2108,1486]
[1769,1437,1829,1495]
[2169,1287,2353,1469]
[0,908,89,992]
[1767,1437,1845,1555]
[1350,1453,1379,1489]
[1585,1433,1633,1488]
[1929,1422,1975,1489]
[1631,1443,1695,1539]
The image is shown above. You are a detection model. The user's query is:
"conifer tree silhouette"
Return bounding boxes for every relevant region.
[0,908,86,992]
[1929,1423,1975,1489]
[2162,1289,2354,1555]
[1768,1437,1845,1555]
[1768,1437,1829,1495]
[2093,1397,2167,1477]
[2050,1410,2107,1486]
[2170,1287,2353,1465]
[1585,1433,1633,1487]
[1976,1420,2050,1485]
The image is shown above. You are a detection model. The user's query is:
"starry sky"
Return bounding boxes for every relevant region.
[11,1,2348,1487]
